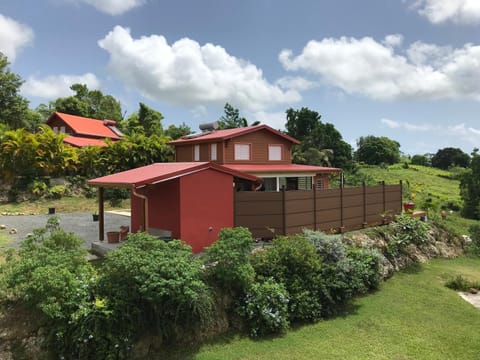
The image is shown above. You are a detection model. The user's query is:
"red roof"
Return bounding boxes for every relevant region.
[64,136,108,148]
[169,125,300,145]
[88,162,261,188]
[47,112,121,139]
[224,164,342,174]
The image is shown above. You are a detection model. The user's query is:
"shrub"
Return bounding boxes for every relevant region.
[467,224,480,256]
[445,275,480,291]
[238,278,290,338]
[98,233,214,342]
[251,235,323,323]
[203,227,255,294]
[390,214,429,247]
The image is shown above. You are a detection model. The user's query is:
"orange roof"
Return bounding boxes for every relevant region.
[47,112,121,139]
[88,162,261,188]
[224,164,342,174]
[64,136,108,147]
[168,125,300,145]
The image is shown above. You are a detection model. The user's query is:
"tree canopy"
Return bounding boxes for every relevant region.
[461,154,480,219]
[431,147,470,170]
[0,52,29,129]
[285,107,352,169]
[355,135,401,166]
[217,103,259,129]
[40,83,123,122]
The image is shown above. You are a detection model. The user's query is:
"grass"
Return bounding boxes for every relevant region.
[0,196,130,215]
[189,257,480,360]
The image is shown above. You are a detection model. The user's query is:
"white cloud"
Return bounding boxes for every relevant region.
[413,0,480,24]
[280,34,480,102]
[0,14,33,62]
[381,118,434,132]
[21,73,101,99]
[98,26,300,112]
[447,123,480,146]
[75,0,145,15]
[276,76,316,91]
[383,34,404,48]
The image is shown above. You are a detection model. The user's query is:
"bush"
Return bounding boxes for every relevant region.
[203,227,255,294]
[467,224,480,256]
[238,278,290,338]
[98,233,214,342]
[445,275,480,291]
[251,235,323,323]
[390,214,430,247]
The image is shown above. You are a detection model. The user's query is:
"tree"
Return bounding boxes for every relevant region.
[124,103,164,136]
[46,83,123,121]
[0,52,29,129]
[217,103,259,129]
[411,154,431,166]
[285,107,353,169]
[431,147,470,170]
[355,135,400,165]
[165,122,192,140]
[460,154,480,219]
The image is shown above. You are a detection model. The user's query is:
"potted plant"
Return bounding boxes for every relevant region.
[92,212,99,221]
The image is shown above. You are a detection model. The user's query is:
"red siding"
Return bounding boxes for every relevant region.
[146,180,181,239]
[179,170,234,253]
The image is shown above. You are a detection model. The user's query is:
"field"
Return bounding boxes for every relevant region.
[191,257,480,360]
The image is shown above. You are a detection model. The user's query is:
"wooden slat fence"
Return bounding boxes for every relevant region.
[234,182,402,238]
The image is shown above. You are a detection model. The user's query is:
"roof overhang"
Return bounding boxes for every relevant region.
[88,162,262,189]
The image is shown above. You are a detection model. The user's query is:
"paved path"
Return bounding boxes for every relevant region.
[0,212,131,249]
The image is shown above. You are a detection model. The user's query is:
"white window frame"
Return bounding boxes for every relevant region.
[210,143,217,161]
[234,143,251,161]
[268,144,283,161]
[194,144,200,161]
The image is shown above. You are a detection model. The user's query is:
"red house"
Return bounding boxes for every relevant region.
[46,112,123,147]
[88,162,260,253]
[169,124,341,190]
[88,124,341,253]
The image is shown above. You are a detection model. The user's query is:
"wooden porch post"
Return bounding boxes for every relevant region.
[98,187,104,241]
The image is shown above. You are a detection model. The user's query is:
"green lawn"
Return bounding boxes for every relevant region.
[190,257,480,360]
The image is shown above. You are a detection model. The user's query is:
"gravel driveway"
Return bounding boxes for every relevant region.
[0,212,131,249]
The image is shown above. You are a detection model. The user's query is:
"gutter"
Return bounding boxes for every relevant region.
[132,186,149,232]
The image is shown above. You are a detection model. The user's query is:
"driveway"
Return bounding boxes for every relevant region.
[0,211,131,249]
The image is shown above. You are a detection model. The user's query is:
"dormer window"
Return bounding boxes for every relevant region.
[268,144,283,161]
[234,143,251,161]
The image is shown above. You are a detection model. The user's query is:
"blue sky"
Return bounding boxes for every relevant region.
[1,0,480,155]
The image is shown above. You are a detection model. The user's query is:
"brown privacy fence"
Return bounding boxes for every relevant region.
[234,182,403,239]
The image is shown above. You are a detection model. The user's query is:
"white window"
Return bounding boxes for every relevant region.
[194,145,200,161]
[53,126,58,133]
[210,143,217,161]
[60,126,66,133]
[234,143,251,160]
[268,145,282,161]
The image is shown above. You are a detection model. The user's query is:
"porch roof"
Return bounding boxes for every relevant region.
[88,162,261,189]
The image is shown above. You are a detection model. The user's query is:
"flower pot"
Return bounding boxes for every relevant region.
[92,214,99,222]
[106,231,120,243]
[119,225,129,241]
[48,207,55,215]
[403,202,415,213]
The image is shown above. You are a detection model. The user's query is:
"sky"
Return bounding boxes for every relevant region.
[1,0,480,156]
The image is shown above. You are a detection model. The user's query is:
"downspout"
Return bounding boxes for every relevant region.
[132,186,149,232]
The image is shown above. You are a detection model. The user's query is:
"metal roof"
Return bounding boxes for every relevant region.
[64,136,108,147]
[88,162,261,188]
[168,124,300,145]
[47,112,121,139]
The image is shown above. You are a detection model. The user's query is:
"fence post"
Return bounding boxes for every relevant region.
[313,185,317,231]
[340,183,345,233]
[382,181,386,214]
[362,181,367,228]
[281,185,286,236]
[399,180,403,214]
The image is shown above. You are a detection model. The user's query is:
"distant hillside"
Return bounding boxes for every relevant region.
[355,164,462,212]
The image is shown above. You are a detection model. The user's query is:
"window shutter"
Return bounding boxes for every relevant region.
[234,144,250,160]
[268,145,282,161]
[210,143,217,161]
[194,145,200,161]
